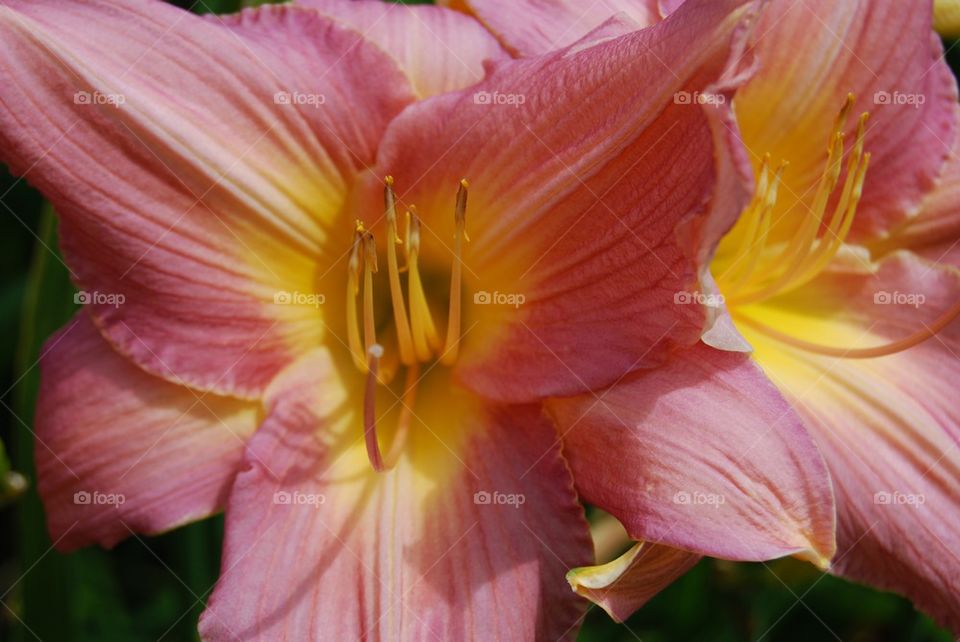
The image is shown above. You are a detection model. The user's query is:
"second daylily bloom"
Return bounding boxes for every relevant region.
[454,0,960,632]
[0,0,841,639]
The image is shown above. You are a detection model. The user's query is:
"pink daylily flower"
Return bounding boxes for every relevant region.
[458,0,960,631]
[0,0,850,638]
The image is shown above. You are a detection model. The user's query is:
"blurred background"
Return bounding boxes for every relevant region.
[0,1,957,640]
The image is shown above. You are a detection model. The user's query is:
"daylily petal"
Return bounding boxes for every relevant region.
[368,0,757,402]
[737,252,960,632]
[35,313,258,551]
[874,107,960,267]
[567,542,700,622]
[0,1,413,399]
[736,0,957,241]
[547,342,836,565]
[438,0,662,56]
[298,0,506,97]
[200,350,592,641]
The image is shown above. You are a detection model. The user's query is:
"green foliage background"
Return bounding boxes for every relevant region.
[0,1,957,640]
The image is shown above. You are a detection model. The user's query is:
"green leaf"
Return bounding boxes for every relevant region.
[10,204,81,642]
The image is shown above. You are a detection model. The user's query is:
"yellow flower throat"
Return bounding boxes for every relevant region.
[715,94,960,358]
[346,177,469,472]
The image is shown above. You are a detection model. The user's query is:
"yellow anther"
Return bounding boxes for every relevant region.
[441,179,469,364]
[405,206,441,361]
[724,159,787,292]
[346,226,369,372]
[728,96,870,305]
[361,229,379,360]
[348,179,477,471]
[383,177,416,365]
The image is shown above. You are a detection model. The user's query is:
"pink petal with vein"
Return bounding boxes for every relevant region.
[36,313,258,550]
[548,342,836,565]
[0,1,413,398]
[200,350,593,641]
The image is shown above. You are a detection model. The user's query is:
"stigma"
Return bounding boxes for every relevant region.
[347,178,469,472]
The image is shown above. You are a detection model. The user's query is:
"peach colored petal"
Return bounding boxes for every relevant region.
[200,350,592,641]
[548,342,836,566]
[0,1,414,399]
[36,313,258,550]
[567,542,700,622]
[299,0,507,97]
[740,252,960,633]
[736,0,957,242]
[366,0,758,402]
[439,0,662,56]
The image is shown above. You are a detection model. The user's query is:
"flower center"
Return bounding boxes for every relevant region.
[714,94,960,359]
[715,94,870,306]
[346,177,469,472]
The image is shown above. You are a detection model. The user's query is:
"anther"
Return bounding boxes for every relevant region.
[361,227,379,356]
[405,206,441,361]
[383,177,416,365]
[441,179,469,364]
[346,223,369,372]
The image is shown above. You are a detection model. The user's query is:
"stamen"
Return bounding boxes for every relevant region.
[405,206,441,361]
[728,96,870,305]
[346,223,369,372]
[383,177,416,366]
[363,344,418,473]
[361,227,379,355]
[722,157,787,290]
[441,179,469,365]
[735,299,960,358]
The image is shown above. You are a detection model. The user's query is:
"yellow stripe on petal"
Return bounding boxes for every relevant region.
[567,543,700,623]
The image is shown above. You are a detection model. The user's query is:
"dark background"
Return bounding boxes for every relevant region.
[1,1,957,640]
